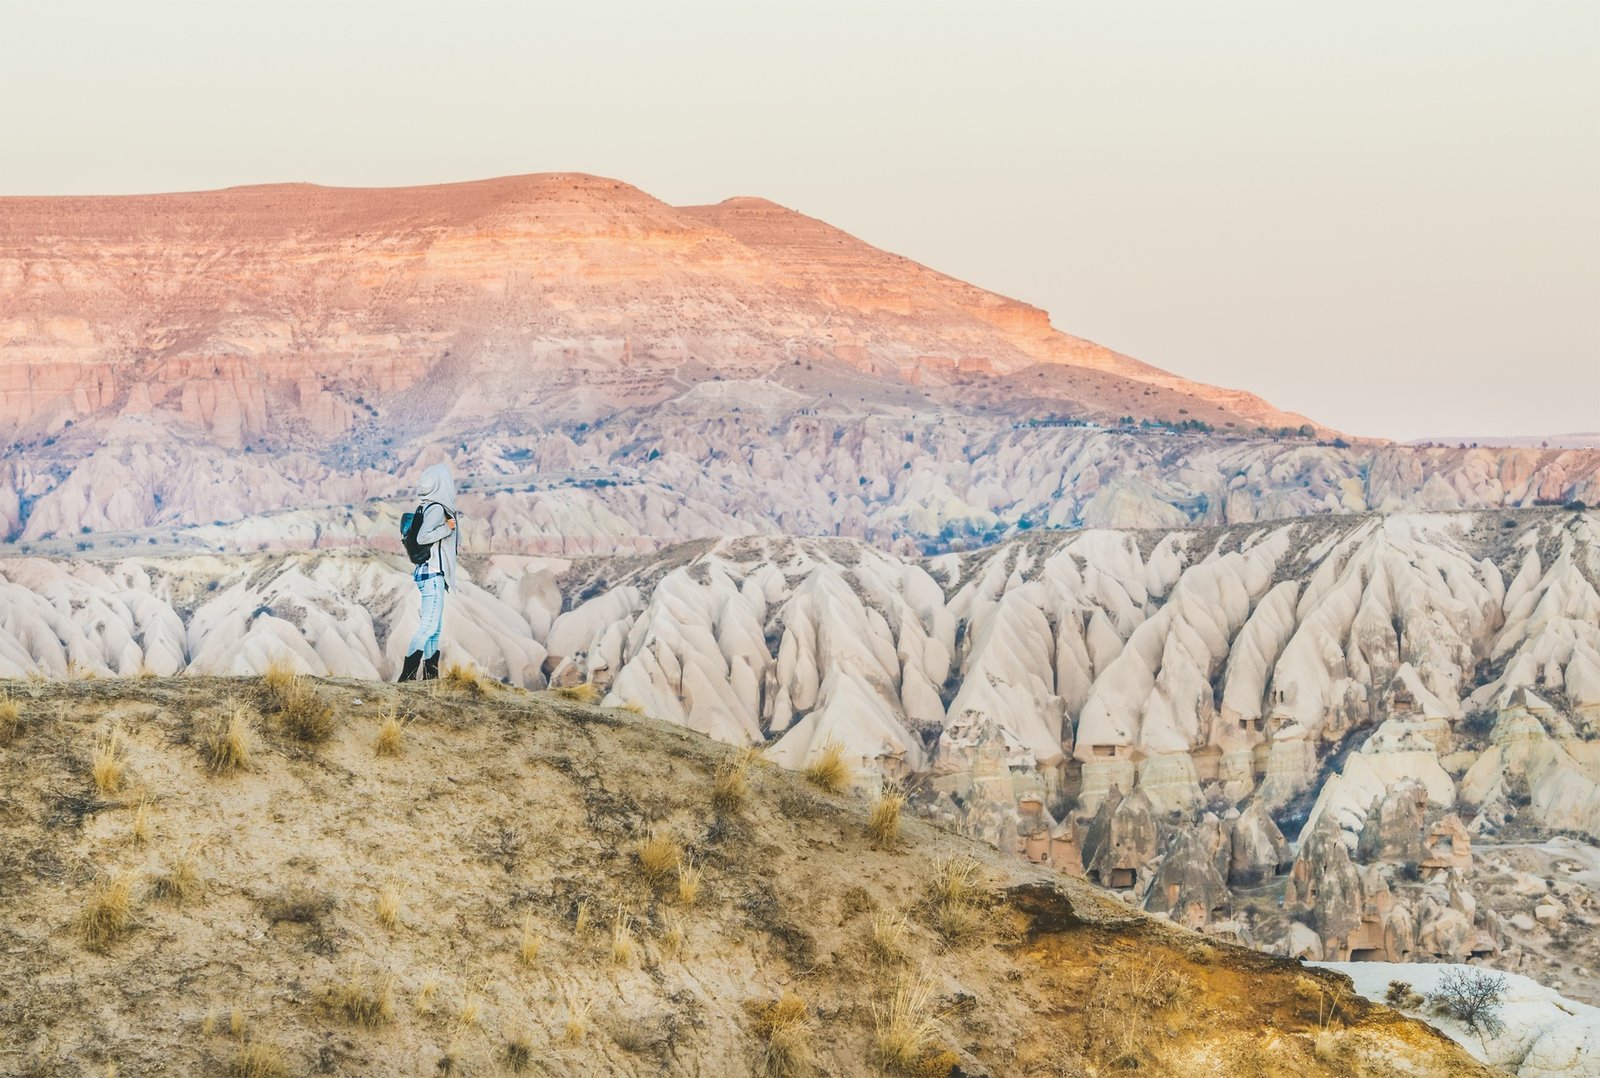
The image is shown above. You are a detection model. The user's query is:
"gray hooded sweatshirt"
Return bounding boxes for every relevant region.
[413,463,460,591]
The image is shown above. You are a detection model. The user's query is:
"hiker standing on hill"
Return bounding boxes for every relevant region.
[397,462,459,681]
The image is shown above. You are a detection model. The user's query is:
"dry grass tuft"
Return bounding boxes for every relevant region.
[713,747,756,814]
[376,885,402,930]
[415,975,441,1015]
[201,706,256,774]
[869,783,906,848]
[803,739,851,794]
[505,1032,535,1073]
[262,886,332,927]
[455,991,481,1031]
[619,700,645,714]
[129,797,152,846]
[752,992,817,1077]
[442,662,492,695]
[76,872,136,951]
[574,899,591,939]
[637,830,683,887]
[925,856,990,943]
[517,914,542,966]
[609,905,635,966]
[326,970,396,1027]
[260,656,297,703]
[151,848,203,903]
[553,682,600,705]
[563,997,592,1045]
[0,692,21,743]
[928,856,986,908]
[660,914,686,959]
[676,858,703,906]
[91,727,125,796]
[229,1040,288,1078]
[871,968,942,1072]
[270,677,336,744]
[869,911,910,965]
[229,1006,247,1039]
[373,708,406,757]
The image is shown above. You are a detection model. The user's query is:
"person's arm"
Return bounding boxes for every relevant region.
[414,503,454,545]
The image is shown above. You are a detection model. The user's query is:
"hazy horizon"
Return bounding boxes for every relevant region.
[2,0,1595,441]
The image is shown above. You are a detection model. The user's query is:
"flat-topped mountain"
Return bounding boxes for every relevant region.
[3,173,1595,552]
[1,172,1314,442]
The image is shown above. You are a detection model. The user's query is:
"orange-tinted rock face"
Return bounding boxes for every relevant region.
[0,172,1316,438]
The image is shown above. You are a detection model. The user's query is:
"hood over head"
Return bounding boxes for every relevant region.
[416,462,458,515]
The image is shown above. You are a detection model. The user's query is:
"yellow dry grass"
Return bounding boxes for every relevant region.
[609,905,635,966]
[563,997,592,1045]
[373,709,406,757]
[517,914,542,966]
[455,991,481,1031]
[376,885,402,930]
[260,656,297,703]
[553,682,600,705]
[271,677,335,744]
[868,783,905,848]
[574,899,591,939]
[129,797,152,846]
[676,859,703,906]
[871,968,942,1072]
[326,970,395,1027]
[660,914,686,959]
[414,975,441,1015]
[925,856,991,944]
[869,911,910,965]
[442,662,491,695]
[803,739,851,794]
[0,692,20,743]
[150,848,203,903]
[91,727,125,796]
[637,830,683,887]
[201,707,256,774]
[229,1039,288,1078]
[712,747,756,814]
[752,992,817,1077]
[76,871,135,951]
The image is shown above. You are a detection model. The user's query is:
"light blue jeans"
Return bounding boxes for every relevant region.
[408,574,445,658]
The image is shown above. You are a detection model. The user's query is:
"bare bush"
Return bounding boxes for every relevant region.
[1427,968,1507,1035]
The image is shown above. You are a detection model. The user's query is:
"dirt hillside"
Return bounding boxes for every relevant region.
[0,675,1489,1077]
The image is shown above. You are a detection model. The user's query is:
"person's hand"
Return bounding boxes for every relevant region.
[447,518,457,531]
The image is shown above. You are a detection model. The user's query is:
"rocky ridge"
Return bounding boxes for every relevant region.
[0,677,1494,1077]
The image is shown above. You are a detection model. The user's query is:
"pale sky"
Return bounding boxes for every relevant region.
[3,1,1596,440]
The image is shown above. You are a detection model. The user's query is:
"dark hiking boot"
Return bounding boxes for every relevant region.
[422,653,440,680]
[398,650,423,682]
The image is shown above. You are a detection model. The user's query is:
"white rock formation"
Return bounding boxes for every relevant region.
[1320,962,1600,1077]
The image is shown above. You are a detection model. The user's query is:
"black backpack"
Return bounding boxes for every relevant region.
[400,502,447,566]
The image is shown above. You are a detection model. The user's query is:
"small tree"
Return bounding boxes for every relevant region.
[1427,968,1507,1035]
